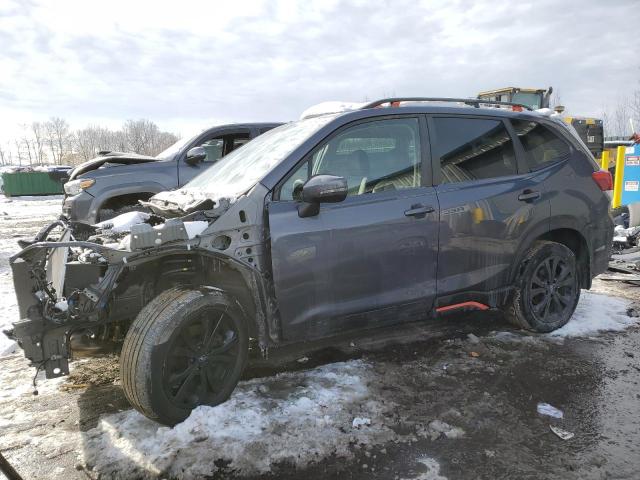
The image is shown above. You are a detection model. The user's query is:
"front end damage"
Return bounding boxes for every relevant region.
[6,186,277,379]
[9,237,125,378]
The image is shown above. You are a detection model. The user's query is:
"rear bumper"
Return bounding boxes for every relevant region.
[592,242,611,277]
[590,217,614,279]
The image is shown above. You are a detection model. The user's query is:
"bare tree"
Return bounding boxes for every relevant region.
[122,119,159,155]
[20,136,33,165]
[31,122,47,164]
[4,117,179,164]
[45,117,71,165]
[13,139,23,166]
[75,125,114,161]
[122,119,178,156]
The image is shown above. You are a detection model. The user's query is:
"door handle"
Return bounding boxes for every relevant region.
[404,204,435,217]
[518,190,541,202]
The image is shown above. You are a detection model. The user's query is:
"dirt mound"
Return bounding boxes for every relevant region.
[61,356,119,390]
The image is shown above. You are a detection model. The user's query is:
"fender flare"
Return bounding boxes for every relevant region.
[508,217,591,287]
[114,246,276,351]
[89,183,167,221]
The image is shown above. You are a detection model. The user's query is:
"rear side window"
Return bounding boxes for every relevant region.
[431,117,517,184]
[511,120,571,171]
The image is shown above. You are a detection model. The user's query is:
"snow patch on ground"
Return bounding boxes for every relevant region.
[491,291,636,343]
[411,456,448,480]
[82,360,398,478]
[549,291,634,338]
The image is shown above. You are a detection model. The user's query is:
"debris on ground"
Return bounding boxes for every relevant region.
[423,420,465,440]
[537,402,563,419]
[61,356,119,390]
[549,425,575,440]
[352,417,371,428]
[466,333,480,344]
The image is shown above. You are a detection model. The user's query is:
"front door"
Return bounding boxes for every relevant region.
[268,116,440,341]
[428,115,550,302]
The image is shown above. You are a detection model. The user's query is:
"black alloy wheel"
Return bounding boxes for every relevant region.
[163,306,240,409]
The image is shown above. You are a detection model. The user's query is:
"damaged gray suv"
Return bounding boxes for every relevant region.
[7,98,614,425]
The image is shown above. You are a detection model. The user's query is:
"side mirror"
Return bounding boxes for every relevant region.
[298,174,348,218]
[185,146,206,165]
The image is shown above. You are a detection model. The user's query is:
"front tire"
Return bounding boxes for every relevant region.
[505,241,580,332]
[120,287,248,425]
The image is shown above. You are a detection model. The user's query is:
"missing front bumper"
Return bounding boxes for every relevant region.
[11,319,70,378]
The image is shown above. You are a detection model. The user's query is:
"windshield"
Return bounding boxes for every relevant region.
[155,135,193,160]
[184,115,337,198]
[512,92,543,110]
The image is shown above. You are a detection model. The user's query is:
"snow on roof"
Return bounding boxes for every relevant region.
[300,101,366,120]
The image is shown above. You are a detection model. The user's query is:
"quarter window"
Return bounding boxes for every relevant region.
[511,120,571,171]
[279,118,421,201]
[431,117,517,183]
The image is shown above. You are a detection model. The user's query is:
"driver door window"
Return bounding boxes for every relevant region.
[200,138,224,163]
[279,118,421,201]
[196,133,251,164]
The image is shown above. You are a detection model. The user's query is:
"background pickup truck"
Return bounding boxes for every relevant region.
[63,122,282,224]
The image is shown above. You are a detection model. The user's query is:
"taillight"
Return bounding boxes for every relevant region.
[592,170,613,191]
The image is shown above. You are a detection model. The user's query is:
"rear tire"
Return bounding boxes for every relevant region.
[120,287,248,425]
[505,241,580,332]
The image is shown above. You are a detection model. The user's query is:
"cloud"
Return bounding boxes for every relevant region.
[0,0,637,143]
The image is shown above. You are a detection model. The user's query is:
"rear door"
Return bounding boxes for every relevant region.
[428,115,550,304]
[268,116,440,340]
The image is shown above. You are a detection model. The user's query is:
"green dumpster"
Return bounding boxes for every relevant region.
[1,171,66,196]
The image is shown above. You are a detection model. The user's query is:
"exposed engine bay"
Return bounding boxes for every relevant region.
[5,186,275,379]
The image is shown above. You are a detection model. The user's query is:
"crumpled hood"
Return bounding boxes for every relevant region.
[141,188,233,217]
[69,153,158,180]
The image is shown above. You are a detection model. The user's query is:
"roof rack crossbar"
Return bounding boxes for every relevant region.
[360,97,533,111]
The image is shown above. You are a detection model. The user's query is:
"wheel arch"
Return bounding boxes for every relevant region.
[90,183,166,221]
[112,248,275,349]
[96,191,158,217]
[512,227,591,289]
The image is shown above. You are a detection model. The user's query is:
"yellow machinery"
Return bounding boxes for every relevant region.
[477,87,603,158]
[477,86,552,110]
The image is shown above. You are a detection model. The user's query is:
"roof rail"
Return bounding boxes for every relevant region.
[360,97,533,111]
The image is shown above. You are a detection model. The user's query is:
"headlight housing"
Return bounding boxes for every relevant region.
[64,178,95,196]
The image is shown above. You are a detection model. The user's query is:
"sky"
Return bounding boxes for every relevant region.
[0,0,638,147]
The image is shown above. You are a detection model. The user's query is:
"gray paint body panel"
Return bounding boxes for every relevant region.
[269,187,439,340]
